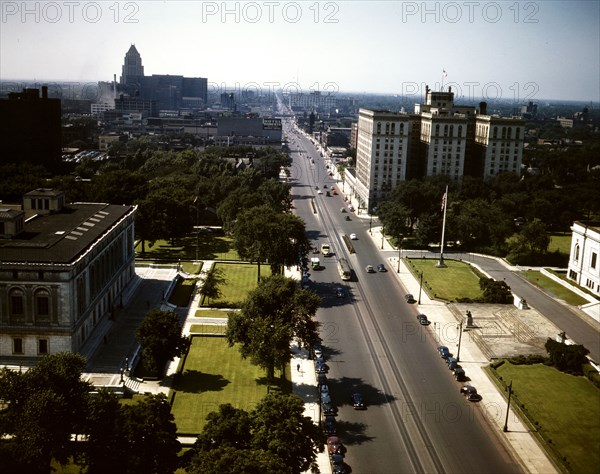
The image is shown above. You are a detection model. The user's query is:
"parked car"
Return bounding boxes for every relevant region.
[331,454,349,474]
[345,215,351,221]
[320,384,330,397]
[405,293,416,304]
[437,346,450,358]
[460,385,479,401]
[322,402,336,415]
[418,314,431,326]
[377,263,387,272]
[323,415,337,435]
[349,233,357,240]
[365,265,375,273]
[453,368,467,381]
[352,392,366,409]
[317,190,323,194]
[315,363,328,374]
[446,357,458,370]
[340,207,346,213]
[326,436,343,455]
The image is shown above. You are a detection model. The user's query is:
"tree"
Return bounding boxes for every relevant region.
[0,353,92,473]
[198,265,227,305]
[251,393,323,473]
[136,309,189,374]
[545,338,589,374]
[226,275,320,382]
[232,205,309,277]
[479,278,513,304]
[187,394,321,474]
[84,389,127,473]
[119,394,181,473]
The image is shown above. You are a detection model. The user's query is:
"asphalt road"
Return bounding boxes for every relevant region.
[284,116,521,474]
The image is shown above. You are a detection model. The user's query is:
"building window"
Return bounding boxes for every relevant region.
[13,338,23,354]
[575,243,580,261]
[38,339,49,355]
[9,288,24,317]
[592,252,597,270]
[35,289,50,319]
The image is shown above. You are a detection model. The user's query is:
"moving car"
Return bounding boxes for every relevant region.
[317,190,323,194]
[349,233,357,240]
[365,265,375,273]
[345,215,351,221]
[460,385,479,401]
[377,263,387,272]
[335,287,345,298]
[352,392,366,409]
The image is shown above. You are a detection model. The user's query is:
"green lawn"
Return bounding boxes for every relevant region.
[548,232,572,254]
[135,233,240,262]
[189,324,227,335]
[406,258,483,301]
[520,271,588,305]
[194,309,232,318]
[493,362,600,474]
[169,278,197,307]
[171,336,290,435]
[199,263,272,307]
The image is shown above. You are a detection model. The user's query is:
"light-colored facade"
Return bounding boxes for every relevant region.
[0,189,137,364]
[355,109,411,212]
[568,221,600,296]
[354,86,525,210]
[475,115,525,178]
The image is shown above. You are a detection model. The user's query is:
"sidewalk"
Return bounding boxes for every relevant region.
[365,226,558,474]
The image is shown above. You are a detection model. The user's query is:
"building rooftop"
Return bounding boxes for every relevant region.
[0,203,135,265]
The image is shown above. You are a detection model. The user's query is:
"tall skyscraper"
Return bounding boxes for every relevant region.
[120,44,144,86]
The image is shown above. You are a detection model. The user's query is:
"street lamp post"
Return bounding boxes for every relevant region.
[456,320,463,361]
[369,214,372,234]
[397,245,402,273]
[417,271,423,304]
[503,380,513,432]
[381,225,385,250]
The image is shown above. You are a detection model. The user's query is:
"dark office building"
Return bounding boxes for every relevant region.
[117,45,207,110]
[0,87,62,173]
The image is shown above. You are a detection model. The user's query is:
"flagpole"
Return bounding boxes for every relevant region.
[437,185,448,268]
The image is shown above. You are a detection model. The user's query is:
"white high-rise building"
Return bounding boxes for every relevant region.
[352,86,525,211]
[355,109,411,212]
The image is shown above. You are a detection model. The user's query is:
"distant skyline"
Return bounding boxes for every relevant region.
[1,1,599,102]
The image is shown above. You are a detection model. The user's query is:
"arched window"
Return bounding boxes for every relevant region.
[9,288,24,318]
[35,288,50,320]
[575,243,580,261]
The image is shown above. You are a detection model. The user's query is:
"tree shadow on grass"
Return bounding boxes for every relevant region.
[256,375,293,394]
[173,369,230,393]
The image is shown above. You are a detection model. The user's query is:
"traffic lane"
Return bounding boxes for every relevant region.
[345,251,521,472]
[373,307,521,473]
[316,289,416,474]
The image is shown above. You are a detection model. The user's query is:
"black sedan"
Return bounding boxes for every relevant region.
[352,392,366,409]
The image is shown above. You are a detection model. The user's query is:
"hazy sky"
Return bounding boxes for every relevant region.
[1,1,599,102]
